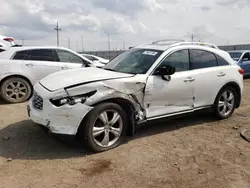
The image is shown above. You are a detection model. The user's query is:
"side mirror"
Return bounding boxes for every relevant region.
[154,65,176,81]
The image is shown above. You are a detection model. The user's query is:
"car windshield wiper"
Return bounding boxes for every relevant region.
[103,68,136,75]
[103,68,116,72]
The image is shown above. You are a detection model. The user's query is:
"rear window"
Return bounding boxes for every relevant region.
[216,55,229,66]
[190,50,217,70]
[26,49,56,61]
[12,50,28,60]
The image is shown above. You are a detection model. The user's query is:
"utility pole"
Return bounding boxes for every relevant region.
[81,36,84,52]
[68,38,71,49]
[105,32,111,59]
[76,40,79,52]
[54,22,62,46]
[21,39,24,46]
[191,33,194,42]
[123,41,125,50]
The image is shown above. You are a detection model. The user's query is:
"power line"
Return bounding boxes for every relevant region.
[54,22,62,46]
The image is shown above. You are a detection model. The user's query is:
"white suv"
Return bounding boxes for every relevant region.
[27,40,244,152]
[0,46,100,103]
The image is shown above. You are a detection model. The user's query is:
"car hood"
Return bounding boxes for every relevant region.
[39,67,134,91]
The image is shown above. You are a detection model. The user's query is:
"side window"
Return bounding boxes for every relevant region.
[242,52,250,61]
[216,55,229,66]
[190,50,217,70]
[56,50,84,64]
[12,50,28,60]
[26,49,55,61]
[159,50,189,72]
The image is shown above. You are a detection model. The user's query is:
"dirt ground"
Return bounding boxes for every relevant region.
[0,79,250,188]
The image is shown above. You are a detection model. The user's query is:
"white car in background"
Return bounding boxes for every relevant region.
[0,35,16,52]
[28,40,244,152]
[0,46,101,103]
[82,54,109,64]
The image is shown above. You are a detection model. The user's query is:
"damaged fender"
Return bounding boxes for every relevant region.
[66,78,147,123]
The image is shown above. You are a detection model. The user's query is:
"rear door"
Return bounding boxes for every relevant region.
[55,49,88,70]
[20,49,60,82]
[189,49,230,108]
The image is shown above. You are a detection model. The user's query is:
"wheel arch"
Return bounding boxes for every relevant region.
[77,97,137,138]
[0,74,33,96]
[214,81,241,108]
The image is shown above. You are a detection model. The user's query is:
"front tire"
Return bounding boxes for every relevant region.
[0,77,32,103]
[214,86,237,119]
[78,102,128,152]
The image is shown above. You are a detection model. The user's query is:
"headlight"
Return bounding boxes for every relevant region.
[50,90,97,107]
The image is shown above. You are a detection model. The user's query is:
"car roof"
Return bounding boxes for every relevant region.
[132,40,235,65]
[134,41,226,55]
[134,40,220,51]
[0,46,84,60]
[7,46,70,51]
[0,46,74,58]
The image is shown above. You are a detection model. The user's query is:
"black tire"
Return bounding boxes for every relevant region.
[214,86,237,119]
[78,102,128,152]
[0,77,32,103]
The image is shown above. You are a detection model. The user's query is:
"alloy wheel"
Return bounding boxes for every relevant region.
[92,110,123,148]
[5,81,28,102]
[218,90,235,116]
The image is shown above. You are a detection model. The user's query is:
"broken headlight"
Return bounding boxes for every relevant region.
[50,90,97,107]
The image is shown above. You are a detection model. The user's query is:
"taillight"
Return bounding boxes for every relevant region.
[3,38,14,42]
[238,68,244,75]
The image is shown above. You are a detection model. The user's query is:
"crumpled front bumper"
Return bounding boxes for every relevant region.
[27,83,93,135]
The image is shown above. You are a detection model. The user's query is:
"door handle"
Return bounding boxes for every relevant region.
[25,63,34,67]
[217,72,226,77]
[61,67,68,70]
[184,77,195,82]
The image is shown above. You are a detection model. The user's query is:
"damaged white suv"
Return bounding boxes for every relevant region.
[28,40,244,152]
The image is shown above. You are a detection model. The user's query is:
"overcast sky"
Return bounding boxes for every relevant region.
[0,0,250,51]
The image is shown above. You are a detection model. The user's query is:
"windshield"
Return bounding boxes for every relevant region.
[228,52,242,61]
[103,48,163,74]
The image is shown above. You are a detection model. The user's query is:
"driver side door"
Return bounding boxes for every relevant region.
[144,49,195,119]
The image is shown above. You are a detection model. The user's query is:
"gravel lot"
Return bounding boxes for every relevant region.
[0,79,250,188]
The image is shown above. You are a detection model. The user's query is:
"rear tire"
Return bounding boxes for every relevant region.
[78,102,128,152]
[214,86,237,119]
[0,77,32,103]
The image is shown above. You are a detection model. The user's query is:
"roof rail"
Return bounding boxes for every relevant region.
[11,44,22,47]
[170,42,219,49]
[152,39,186,45]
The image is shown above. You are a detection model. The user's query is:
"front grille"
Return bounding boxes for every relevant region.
[32,92,43,110]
